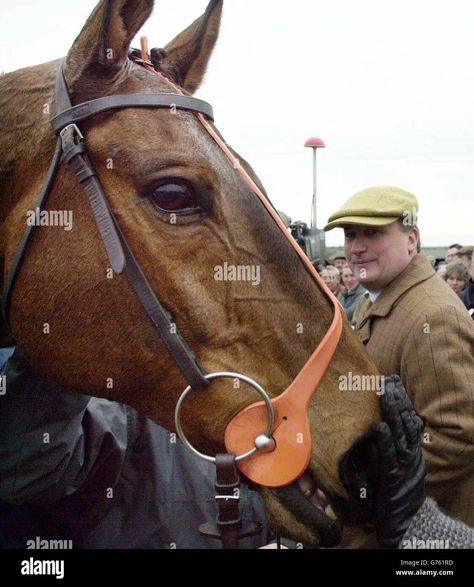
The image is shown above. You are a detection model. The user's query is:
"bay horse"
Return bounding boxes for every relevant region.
[0,0,381,547]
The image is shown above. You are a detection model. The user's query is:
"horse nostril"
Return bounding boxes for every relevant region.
[343,432,378,498]
[335,432,378,524]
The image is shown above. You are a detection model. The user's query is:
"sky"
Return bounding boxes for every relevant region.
[1,0,473,247]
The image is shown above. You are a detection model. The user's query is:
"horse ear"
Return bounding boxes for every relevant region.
[65,0,154,91]
[161,0,223,94]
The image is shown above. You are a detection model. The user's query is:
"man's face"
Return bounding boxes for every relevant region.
[335,259,346,272]
[321,269,340,293]
[343,222,418,292]
[446,247,460,263]
[341,266,358,291]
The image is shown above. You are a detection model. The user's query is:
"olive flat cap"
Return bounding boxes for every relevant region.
[324,186,419,231]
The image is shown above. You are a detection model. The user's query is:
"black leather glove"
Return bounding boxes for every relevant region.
[375,376,426,548]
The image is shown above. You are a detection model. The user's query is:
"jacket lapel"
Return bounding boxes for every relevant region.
[355,297,373,343]
[355,253,435,344]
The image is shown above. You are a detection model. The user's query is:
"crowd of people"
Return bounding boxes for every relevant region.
[322,242,474,325]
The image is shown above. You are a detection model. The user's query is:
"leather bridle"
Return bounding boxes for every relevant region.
[1,44,343,492]
[2,63,213,391]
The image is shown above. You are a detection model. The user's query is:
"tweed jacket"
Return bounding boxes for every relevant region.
[356,253,474,525]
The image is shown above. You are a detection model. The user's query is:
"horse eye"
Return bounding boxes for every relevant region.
[151,181,200,213]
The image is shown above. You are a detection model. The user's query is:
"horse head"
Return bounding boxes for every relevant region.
[0,0,381,547]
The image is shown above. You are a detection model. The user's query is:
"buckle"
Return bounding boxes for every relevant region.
[60,124,84,154]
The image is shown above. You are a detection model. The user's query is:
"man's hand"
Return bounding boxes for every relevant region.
[375,376,426,548]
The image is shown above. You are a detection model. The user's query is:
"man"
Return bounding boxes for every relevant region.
[445,243,463,264]
[333,255,347,273]
[325,186,474,534]
[338,265,367,325]
[321,265,344,297]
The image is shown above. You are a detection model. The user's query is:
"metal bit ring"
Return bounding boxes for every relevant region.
[175,371,275,463]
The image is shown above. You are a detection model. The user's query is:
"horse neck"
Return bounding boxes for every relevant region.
[0,61,57,222]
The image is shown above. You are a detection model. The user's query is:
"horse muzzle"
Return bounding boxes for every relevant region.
[270,429,377,548]
[332,430,378,526]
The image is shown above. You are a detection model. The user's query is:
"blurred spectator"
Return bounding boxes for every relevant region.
[426,255,436,268]
[321,266,344,297]
[337,265,367,325]
[436,263,447,280]
[445,262,470,294]
[459,281,474,319]
[445,243,462,264]
[333,256,347,273]
[453,246,473,274]
[311,260,323,274]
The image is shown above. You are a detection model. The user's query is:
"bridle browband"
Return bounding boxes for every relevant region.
[2,50,344,491]
[51,91,214,133]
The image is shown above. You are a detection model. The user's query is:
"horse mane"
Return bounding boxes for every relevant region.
[0,62,58,342]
